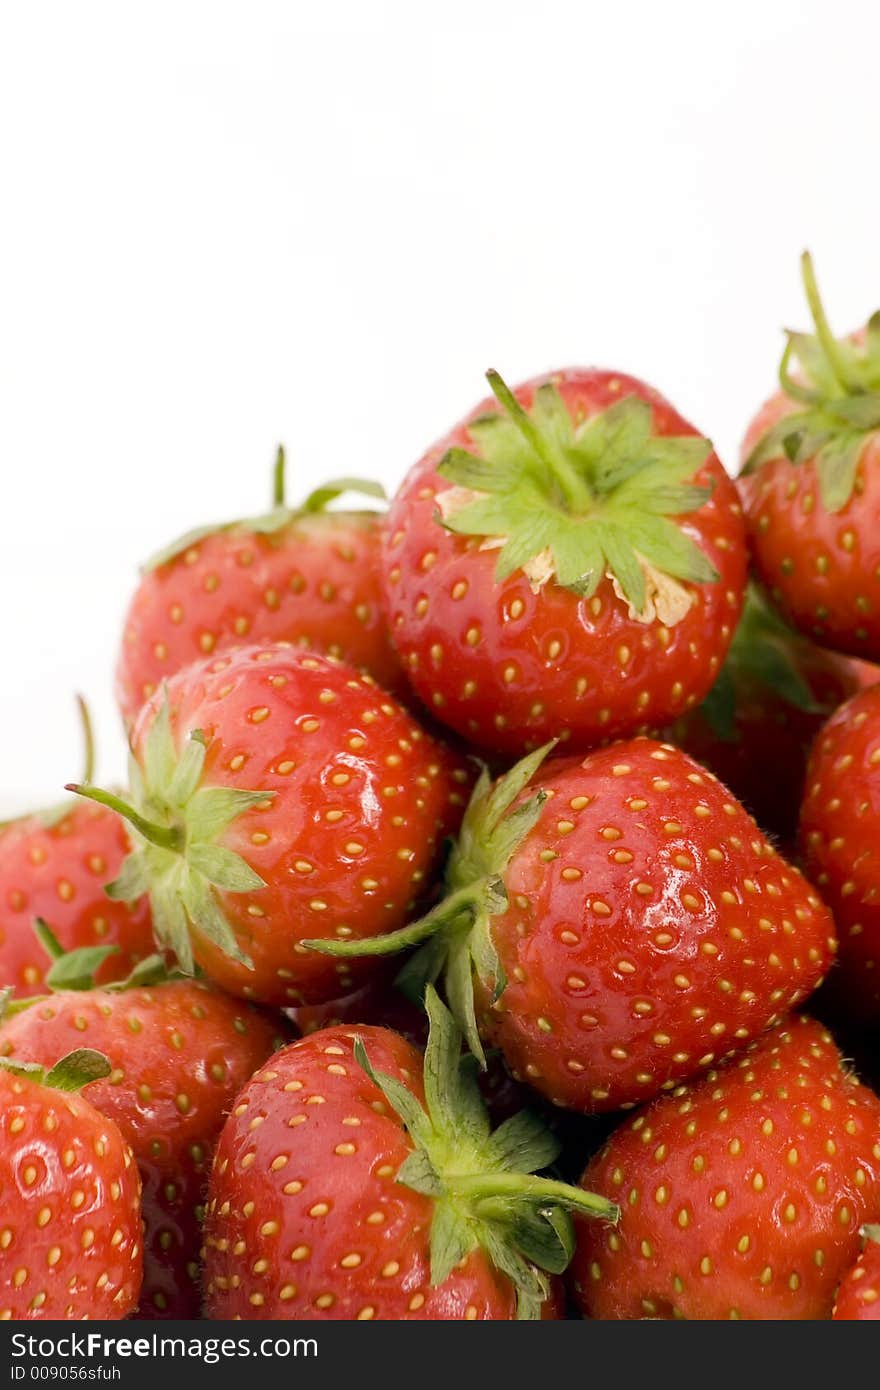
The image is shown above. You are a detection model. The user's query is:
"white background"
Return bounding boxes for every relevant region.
[1,0,878,806]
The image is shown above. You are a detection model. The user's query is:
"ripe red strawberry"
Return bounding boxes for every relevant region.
[800,683,880,1023]
[203,987,616,1320]
[0,929,283,1318]
[382,367,746,755]
[116,451,401,728]
[570,1017,880,1320]
[0,1046,142,1320]
[0,699,153,998]
[72,644,470,1007]
[740,252,880,659]
[311,739,835,1112]
[833,1227,880,1319]
[669,585,878,841]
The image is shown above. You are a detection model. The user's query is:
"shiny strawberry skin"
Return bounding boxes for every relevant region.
[833,1236,880,1319]
[203,1027,554,1320]
[0,978,280,1318]
[117,512,403,728]
[473,740,835,1112]
[0,1067,142,1320]
[741,391,880,660]
[0,803,154,999]
[800,683,880,1022]
[383,369,746,756]
[130,645,469,1006]
[571,1017,880,1320]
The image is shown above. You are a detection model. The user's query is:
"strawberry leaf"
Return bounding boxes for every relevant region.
[816,432,868,513]
[44,1048,112,1092]
[435,371,717,613]
[186,844,267,894]
[353,988,618,1317]
[69,688,278,977]
[45,943,121,992]
[744,252,880,513]
[428,1202,473,1286]
[487,1110,561,1174]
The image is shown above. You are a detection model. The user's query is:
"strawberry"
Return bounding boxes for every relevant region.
[740,252,880,659]
[669,585,878,841]
[382,367,746,755]
[0,927,283,1318]
[310,740,836,1112]
[289,978,529,1127]
[833,1227,880,1319]
[0,1045,142,1320]
[570,1017,880,1320]
[202,987,617,1320]
[800,683,880,1023]
[72,644,470,1007]
[0,699,153,998]
[116,451,402,728]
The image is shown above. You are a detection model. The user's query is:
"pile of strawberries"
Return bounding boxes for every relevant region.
[3,253,880,1322]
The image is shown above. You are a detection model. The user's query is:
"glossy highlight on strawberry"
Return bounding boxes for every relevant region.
[0,939,282,1318]
[73,644,470,1006]
[309,739,836,1112]
[0,1050,143,1319]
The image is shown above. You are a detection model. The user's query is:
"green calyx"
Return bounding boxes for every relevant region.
[434,369,718,622]
[355,986,617,1318]
[0,1006,111,1094]
[744,251,880,512]
[32,918,180,994]
[305,743,554,1065]
[68,693,275,975]
[142,445,387,572]
[698,584,823,742]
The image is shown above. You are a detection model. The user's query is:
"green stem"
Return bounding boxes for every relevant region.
[272,445,286,508]
[801,250,860,395]
[65,784,183,853]
[303,882,481,958]
[75,695,96,786]
[33,918,65,962]
[778,338,821,406]
[452,1172,619,1223]
[486,369,590,511]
